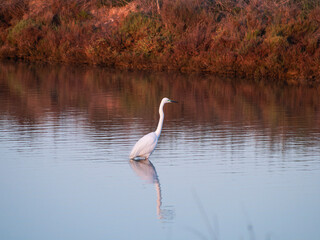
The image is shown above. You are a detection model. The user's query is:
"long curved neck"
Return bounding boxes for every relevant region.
[155,101,165,137]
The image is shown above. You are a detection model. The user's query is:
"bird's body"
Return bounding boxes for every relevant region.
[130,132,158,159]
[129,97,177,160]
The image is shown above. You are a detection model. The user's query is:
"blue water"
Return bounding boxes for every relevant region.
[0,62,320,240]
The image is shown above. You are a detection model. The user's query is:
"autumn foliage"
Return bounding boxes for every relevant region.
[0,0,320,84]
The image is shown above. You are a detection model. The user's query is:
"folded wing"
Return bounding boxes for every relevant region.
[130,132,158,159]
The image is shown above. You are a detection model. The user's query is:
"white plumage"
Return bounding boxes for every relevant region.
[130,132,158,159]
[129,97,177,160]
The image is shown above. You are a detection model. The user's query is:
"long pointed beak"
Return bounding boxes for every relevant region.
[170,100,178,103]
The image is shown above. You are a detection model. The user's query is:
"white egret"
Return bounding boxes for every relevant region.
[129,97,178,160]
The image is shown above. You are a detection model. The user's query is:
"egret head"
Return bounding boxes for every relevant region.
[162,97,178,104]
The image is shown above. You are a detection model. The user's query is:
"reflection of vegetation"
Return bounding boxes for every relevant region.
[0,61,319,146]
[1,0,320,83]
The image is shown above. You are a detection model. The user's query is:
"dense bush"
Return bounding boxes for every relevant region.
[0,0,320,84]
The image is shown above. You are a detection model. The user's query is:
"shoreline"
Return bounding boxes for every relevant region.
[1,0,320,85]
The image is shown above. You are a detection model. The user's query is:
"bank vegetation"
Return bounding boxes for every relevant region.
[1,0,320,84]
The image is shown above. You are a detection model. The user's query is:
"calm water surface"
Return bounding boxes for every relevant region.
[0,62,320,240]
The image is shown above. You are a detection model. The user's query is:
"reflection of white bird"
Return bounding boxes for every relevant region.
[129,97,177,160]
[129,159,159,184]
[129,159,175,220]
